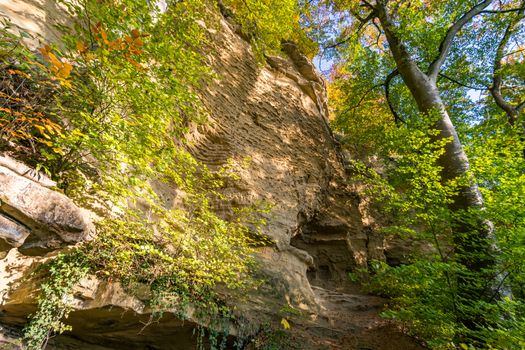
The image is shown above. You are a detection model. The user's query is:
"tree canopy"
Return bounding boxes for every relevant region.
[302,0,525,348]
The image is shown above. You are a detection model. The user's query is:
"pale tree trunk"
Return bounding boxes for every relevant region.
[373,0,498,296]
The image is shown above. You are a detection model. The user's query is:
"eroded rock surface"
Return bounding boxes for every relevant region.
[0,156,94,256]
[0,215,30,254]
[191,17,378,297]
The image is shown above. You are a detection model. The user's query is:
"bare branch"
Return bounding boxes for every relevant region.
[427,0,494,81]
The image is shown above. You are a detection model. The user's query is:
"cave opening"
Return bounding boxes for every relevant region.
[290,214,357,290]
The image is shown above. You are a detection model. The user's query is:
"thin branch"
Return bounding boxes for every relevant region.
[438,73,488,91]
[361,0,375,11]
[517,100,525,114]
[323,36,353,50]
[480,5,525,14]
[340,83,383,115]
[384,69,405,125]
[372,18,382,39]
[427,0,494,81]
[324,10,375,50]
[489,0,525,125]
[503,47,525,58]
[501,85,525,91]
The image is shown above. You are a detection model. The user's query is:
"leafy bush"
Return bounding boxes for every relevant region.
[343,115,525,348]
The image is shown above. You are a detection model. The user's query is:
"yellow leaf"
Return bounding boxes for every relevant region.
[84,53,96,61]
[100,28,109,45]
[133,37,143,48]
[108,39,123,51]
[280,318,290,330]
[127,57,144,70]
[44,124,54,135]
[46,52,61,67]
[34,124,46,135]
[72,129,86,137]
[7,69,30,79]
[39,139,53,147]
[52,147,65,155]
[38,45,51,57]
[76,40,88,53]
[58,62,73,79]
[460,344,469,350]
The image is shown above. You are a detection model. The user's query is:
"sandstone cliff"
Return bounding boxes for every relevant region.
[0,2,421,349]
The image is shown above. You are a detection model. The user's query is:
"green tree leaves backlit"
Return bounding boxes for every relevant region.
[221,0,318,59]
[306,0,525,348]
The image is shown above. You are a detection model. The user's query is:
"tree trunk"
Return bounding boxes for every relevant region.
[375,1,497,290]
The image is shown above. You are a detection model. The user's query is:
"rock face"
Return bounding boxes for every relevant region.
[0,156,94,256]
[0,2,421,349]
[192,18,377,293]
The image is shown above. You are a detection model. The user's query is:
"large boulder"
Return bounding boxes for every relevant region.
[0,156,94,255]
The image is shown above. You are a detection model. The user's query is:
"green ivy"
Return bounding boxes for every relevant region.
[23,253,89,350]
